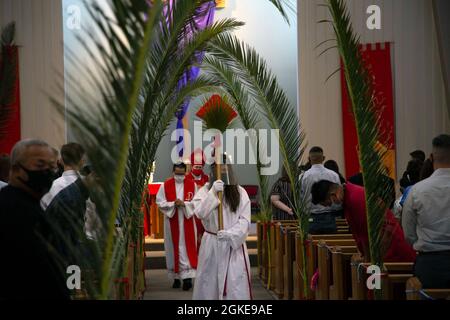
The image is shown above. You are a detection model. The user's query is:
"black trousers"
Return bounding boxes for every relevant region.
[414,253,450,289]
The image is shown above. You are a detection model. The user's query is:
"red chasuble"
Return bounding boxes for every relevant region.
[187,172,209,187]
[164,178,198,273]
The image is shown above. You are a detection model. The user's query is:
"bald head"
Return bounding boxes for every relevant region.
[432,134,450,169]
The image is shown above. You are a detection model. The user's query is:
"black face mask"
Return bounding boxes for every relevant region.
[19,164,56,194]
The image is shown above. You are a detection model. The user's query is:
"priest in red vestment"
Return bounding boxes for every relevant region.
[187,149,209,249]
[311,180,416,263]
[156,162,198,291]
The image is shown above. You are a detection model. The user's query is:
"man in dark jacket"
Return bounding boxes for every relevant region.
[0,139,70,300]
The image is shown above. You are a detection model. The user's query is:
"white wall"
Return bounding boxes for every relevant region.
[298,0,450,178]
[0,0,65,149]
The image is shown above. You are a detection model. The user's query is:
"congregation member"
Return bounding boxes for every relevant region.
[270,166,296,220]
[41,143,86,210]
[0,154,10,189]
[393,158,424,220]
[192,155,252,300]
[402,134,450,289]
[156,161,198,291]
[186,149,209,249]
[300,147,342,233]
[45,171,94,268]
[324,159,346,184]
[400,150,425,190]
[0,139,69,299]
[311,180,416,263]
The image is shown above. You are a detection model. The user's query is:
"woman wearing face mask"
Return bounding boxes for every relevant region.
[311,180,416,263]
[156,161,198,291]
[192,155,253,300]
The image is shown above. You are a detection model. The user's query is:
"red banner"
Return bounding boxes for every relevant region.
[0,45,21,155]
[340,42,396,180]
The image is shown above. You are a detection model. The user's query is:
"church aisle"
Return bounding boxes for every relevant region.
[143,268,276,300]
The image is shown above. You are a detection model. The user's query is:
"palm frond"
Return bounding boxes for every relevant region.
[267,0,296,25]
[326,0,394,284]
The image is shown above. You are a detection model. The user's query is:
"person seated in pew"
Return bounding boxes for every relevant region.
[402,135,450,289]
[311,180,416,263]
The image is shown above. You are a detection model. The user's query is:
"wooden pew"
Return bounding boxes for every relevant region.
[406,277,450,300]
[351,260,414,300]
[257,220,297,289]
[315,239,357,300]
[274,221,298,298]
[329,246,360,300]
[292,232,354,300]
[282,226,299,300]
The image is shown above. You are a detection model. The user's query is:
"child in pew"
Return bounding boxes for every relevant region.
[311,181,416,263]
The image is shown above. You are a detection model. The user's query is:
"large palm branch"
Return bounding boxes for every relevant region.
[324,0,395,297]
[203,33,308,293]
[49,0,294,300]
[0,22,17,140]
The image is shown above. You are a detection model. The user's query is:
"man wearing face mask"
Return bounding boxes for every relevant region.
[310,180,416,263]
[0,139,70,299]
[156,161,198,291]
[187,149,209,250]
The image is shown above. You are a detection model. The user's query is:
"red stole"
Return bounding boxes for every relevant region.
[187,173,209,249]
[164,178,198,273]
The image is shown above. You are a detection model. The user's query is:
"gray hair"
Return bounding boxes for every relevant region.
[10,139,50,166]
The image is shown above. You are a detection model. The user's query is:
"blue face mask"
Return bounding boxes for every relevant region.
[19,164,56,194]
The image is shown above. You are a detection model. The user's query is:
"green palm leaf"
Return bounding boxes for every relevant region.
[325,0,395,298]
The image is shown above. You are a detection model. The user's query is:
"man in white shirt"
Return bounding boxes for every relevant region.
[402,134,450,289]
[41,143,85,210]
[300,146,342,234]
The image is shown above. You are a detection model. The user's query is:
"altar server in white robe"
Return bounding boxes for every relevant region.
[192,158,253,300]
[156,162,198,291]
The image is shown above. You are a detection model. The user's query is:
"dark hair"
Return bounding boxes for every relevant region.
[224,185,241,213]
[309,146,324,154]
[410,150,426,162]
[324,160,339,173]
[311,180,338,205]
[432,134,450,149]
[432,134,450,164]
[61,143,85,167]
[173,162,187,172]
[420,158,434,181]
[406,158,424,185]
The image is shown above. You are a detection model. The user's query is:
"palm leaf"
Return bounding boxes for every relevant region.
[325,0,394,298]
[204,33,309,294]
